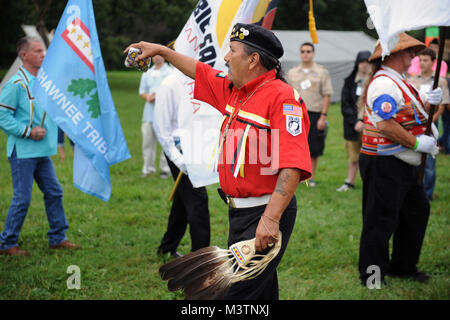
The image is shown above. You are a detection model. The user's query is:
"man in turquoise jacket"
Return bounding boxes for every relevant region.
[0,37,79,256]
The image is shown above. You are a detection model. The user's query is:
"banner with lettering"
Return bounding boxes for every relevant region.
[33,0,130,201]
[174,0,279,187]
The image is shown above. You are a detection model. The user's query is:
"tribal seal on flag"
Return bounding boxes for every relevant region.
[62,18,94,73]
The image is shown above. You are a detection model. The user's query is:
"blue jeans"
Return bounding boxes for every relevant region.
[0,148,68,249]
[57,127,74,147]
[438,109,450,154]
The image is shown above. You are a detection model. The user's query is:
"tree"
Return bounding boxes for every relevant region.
[273,0,377,38]
[0,0,430,71]
[0,0,196,70]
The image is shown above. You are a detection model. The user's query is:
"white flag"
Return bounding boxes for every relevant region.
[365,0,450,59]
[174,0,279,187]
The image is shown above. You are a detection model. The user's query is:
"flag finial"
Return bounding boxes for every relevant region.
[308,0,318,44]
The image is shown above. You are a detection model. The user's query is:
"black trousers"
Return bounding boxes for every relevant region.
[221,196,297,300]
[358,154,430,281]
[158,155,210,253]
[308,111,327,158]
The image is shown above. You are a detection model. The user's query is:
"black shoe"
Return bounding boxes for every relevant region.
[388,270,430,282]
[157,247,183,259]
[170,251,183,259]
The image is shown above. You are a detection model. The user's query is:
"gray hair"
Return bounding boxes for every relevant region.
[16,36,42,55]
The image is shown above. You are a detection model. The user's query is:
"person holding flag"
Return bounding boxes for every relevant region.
[153,70,211,258]
[0,37,79,256]
[358,33,443,286]
[126,22,312,299]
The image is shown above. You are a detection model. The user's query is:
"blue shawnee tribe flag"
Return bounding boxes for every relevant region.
[32,0,130,201]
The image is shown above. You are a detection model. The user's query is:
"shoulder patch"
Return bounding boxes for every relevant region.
[372,94,398,120]
[286,115,302,136]
[283,103,303,117]
[216,71,227,78]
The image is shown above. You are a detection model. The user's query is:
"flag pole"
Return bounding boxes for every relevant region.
[168,172,183,201]
[308,0,319,44]
[40,112,46,127]
[418,26,447,182]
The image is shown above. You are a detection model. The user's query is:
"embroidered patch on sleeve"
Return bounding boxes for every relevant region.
[286,115,302,136]
[216,71,227,78]
[283,103,303,117]
[372,94,398,120]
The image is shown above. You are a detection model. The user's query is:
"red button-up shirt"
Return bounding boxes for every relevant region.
[194,62,311,198]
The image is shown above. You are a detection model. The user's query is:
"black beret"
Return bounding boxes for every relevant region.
[230,23,284,60]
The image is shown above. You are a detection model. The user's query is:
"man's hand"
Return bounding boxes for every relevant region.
[147,93,156,103]
[170,147,188,174]
[317,95,330,131]
[29,126,46,141]
[173,156,187,174]
[124,42,164,62]
[317,115,327,131]
[427,87,443,106]
[255,215,279,252]
[414,135,439,157]
[354,120,364,132]
[254,168,301,252]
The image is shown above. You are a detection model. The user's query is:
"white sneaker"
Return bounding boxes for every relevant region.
[337,182,355,192]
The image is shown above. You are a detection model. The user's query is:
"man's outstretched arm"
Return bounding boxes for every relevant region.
[124,42,197,80]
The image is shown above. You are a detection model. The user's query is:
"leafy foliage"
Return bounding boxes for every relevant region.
[1,0,382,70]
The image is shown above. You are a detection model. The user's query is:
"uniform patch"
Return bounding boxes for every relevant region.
[216,71,227,78]
[286,115,302,136]
[381,101,392,113]
[283,103,303,117]
[373,94,398,120]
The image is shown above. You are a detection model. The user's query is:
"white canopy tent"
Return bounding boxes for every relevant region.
[273,30,377,102]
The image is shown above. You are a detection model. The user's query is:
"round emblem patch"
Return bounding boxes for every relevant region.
[381,101,392,113]
[241,245,250,255]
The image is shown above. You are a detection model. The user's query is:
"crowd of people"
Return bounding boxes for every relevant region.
[0,25,448,299]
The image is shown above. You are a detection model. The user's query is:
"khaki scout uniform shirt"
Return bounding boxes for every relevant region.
[409,74,450,105]
[287,63,333,113]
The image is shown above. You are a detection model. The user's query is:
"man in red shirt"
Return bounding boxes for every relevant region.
[126,23,311,299]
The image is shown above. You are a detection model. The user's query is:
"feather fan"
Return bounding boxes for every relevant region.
[159,232,282,299]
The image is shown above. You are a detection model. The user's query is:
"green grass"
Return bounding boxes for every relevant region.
[0,70,448,300]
